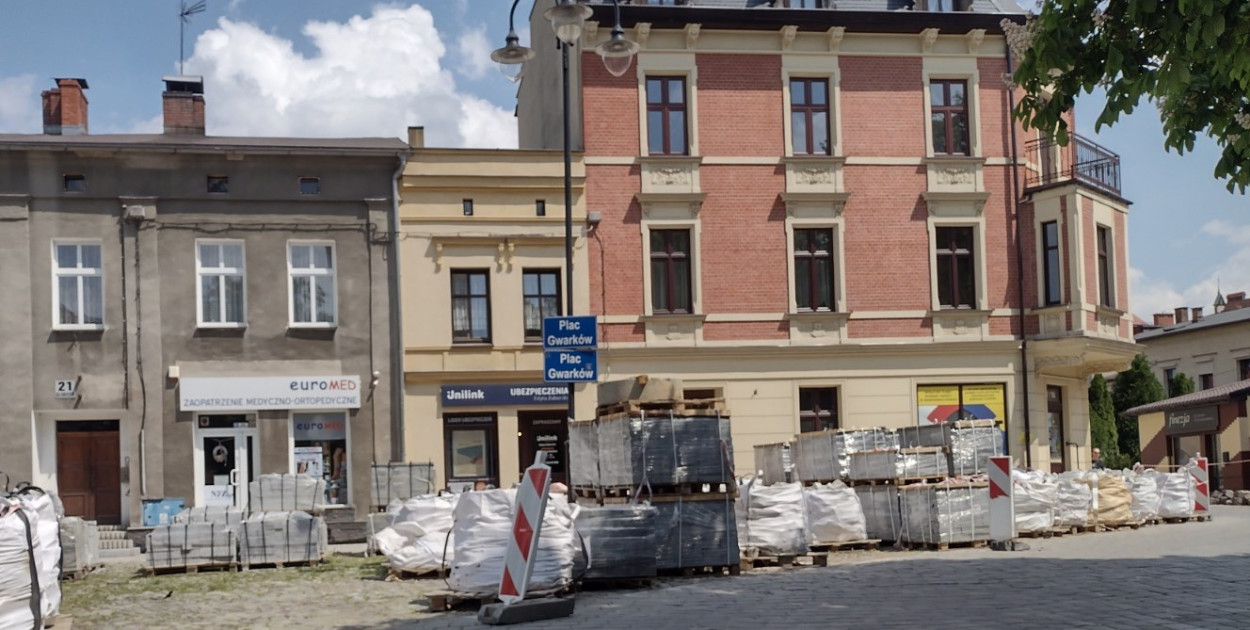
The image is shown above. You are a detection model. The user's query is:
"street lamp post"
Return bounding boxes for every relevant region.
[493,0,638,428]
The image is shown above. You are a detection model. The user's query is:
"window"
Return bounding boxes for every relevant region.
[645,0,686,5]
[63,174,86,192]
[53,242,103,328]
[799,387,838,433]
[523,269,561,341]
[451,270,491,342]
[646,77,688,156]
[935,226,975,309]
[1047,386,1066,473]
[535,200,546,217]
[794,228,834,311]
[299,177,320,195]
[650,229,692,314]
[463,199,474,216]
[292,412,349,505]
[1239,358,1250,382]
[1164,368,1177,393]
[1097,225,1114,307]
[790,79,830,156]
[924,0,970,10]
[1042,221,1061,305]
[930,80,970,156]
[207,176,229,194]
[1200,373,1214,390]
[196,241,245,326]
[788,0,827,6]
[287,242,336,326]
[445,414,499,488]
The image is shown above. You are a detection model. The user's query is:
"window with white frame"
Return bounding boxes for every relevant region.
[288,242,337,326]
[53,242,104,328]
[197,241,246,326]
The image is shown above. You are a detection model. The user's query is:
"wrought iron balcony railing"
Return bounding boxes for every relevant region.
[1025,135,1122,197]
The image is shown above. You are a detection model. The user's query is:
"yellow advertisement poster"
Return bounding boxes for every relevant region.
[916,383,1006,425]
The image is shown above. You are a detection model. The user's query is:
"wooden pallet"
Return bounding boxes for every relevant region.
[597,488,737,504]
[1017,529,1057,539]
[595,398,727,418]
[61,565,102,581]
[1191,513,1213,522]
[384,566,445,581]
[808,539,881,553]
[900,540,988,551]
[240,558,321,571]
[740,552,830,570]
[657,564,741,578]
[849,476,948,487]
[1096,520,1143,532]
[146,562,238,576]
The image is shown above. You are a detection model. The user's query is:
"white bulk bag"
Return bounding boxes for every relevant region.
[0,500,40,630]
[1154,471,1195,519]
[744,482,807,556]
[447,490,575,597]
[803,481,867,544]
[1012,471,1058,533]
[376,495,458,574]
[1127,473,1161,522]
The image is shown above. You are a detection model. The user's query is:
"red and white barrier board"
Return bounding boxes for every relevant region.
[988,455,1016,542]
[498,452,553,605]
[1190,456,1210,518]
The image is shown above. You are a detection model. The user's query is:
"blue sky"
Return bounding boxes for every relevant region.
[0,1,1245,319]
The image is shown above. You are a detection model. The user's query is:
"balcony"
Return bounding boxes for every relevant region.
[1025,135,1122,198]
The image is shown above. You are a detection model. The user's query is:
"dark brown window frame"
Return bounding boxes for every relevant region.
[650,229,693,314]
[1239,358,1250,382]
[1097,225,1113,307]
[790,78,831,156]
[1042,220,1061,305]
[936,225,976,309]
[788,0,828,7]
[646,76,689,156]
[930,79,970,156]
[1200,373,1215,390]
[799,387,838,433]
[522,268,562,341]
[794,227,835,312]
[450,269,492,343]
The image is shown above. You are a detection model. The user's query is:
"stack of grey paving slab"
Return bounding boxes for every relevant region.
[651,496,739,570]
[793,428,898,483]
[59,516,100,577]
[574,504,658,580]
[853,484,903,542]
[899,482,990,545]
[597,414,734,487]
[568,421,600,489]
[174,506,245,531]
[146,522,238,571]
[369,463,435,509]
[239,511,327,568]
[848,448,949,481]
[249,474,326,514]
[753,442,790,486]
[898,420,1003,476]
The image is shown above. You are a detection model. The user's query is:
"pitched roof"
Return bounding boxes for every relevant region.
[1123,378,1250,417]
[0,133,407,155]
[1135,305,1250,342]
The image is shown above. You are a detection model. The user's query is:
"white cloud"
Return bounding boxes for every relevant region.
[456,26,494,80]
[1130,218,1250,319]
[184,5,516,148]
[0,75,41,133]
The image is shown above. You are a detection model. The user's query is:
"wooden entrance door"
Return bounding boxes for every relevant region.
[518,411,568,485]
[57,422,121,525]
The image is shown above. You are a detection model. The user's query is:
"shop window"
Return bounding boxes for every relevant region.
[916,383,1008,455]
[292,411,350,505]
[444,414,499,490]
[799,387,838,432]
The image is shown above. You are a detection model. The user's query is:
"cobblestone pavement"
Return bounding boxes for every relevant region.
[396,506,1249,630]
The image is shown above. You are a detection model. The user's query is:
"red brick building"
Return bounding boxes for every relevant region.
[518,0,1137,473]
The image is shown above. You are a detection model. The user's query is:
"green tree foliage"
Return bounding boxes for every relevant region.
[1109,354,1166,463]
[1169,371,1196,397]
[1088,373,1119,461]
[1005,1,1250,192]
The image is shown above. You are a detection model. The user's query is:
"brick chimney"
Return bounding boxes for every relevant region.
[1173,306,1189,324]
[1191,306,1204,322]
[41,78,89,135]
[1227,292,1247,312]
[1153,313,1175,327]
[162,76,205,135]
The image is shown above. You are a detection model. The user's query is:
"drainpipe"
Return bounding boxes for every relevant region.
[1006,45,1033,469]
[388,150,408,462]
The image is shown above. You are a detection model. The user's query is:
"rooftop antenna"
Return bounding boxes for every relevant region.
[179,0,208,75]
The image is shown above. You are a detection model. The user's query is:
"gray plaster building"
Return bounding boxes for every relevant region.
[0,77,405,530]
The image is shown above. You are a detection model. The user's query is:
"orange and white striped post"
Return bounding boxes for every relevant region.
[1190,456,1211,521]
[498,452,553,605]
[989,456,1016,543]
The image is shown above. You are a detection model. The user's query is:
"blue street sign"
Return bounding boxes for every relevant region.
[542,315,598,349]
[543,349,598,383]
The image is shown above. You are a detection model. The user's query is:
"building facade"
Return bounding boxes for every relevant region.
[0,78,403,527]
[517,0,1138,473]
[399,129,594,492]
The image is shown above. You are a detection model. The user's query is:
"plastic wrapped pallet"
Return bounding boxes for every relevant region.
[569,421,599,488]
[0,499,42,630]
[741,482,806,556]
[59,517,100,577]
[899,482,989,545]
[753,443,790,486]
[13,488,60,621]
[804,481,867,544]
[896,423,953,449]
[949,422,1004,476]
[174,506,245,531]
[596,413,734,488]
[374,495,457,574]
[447,489,575,596]
[248,474,326,515]
[1127,473,1161,522]
[793,428,897,483]
[1095,474,1134,525]
[652,496,739,570]
[1055,473,1095,527]
[1153,471,1195,519]
[239,511,327,567]
[1012,471,1058,533]
[574,505,658,580]
[369,463,436,508]
[854,484,902,542]
[848,448,948,482]
[147,522,238,570]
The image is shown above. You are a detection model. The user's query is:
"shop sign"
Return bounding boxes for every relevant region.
[441,384,569,407]
[1165,406,1219,435]
[180,376,361,411]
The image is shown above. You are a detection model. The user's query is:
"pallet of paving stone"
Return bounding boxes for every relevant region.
[854,484,903,543]
[427,588,572,613]
[808,539,881,553]
[146,522,239,574]
[753,442,791,486]
[569,420,600,489]
[848,447,949,483]
[146,561,238,576]
[595,412,735,488]
[656,564,741,578]
[901,540,989,551]
[651,493,740,572]
[574,504,658,581]
[239,511,327,570]
[59,516,101,580]
[792,428,899,483]
[739,552,829,570]
[370,463,435,510]
[898,481,990,547]
[1096,520,1143,532]
[384,565,445,581]
[173,506,246,531]
[249,474,327,515]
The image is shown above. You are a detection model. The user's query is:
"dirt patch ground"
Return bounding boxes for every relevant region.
[61,553,458,629]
